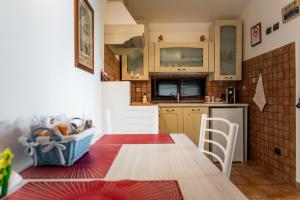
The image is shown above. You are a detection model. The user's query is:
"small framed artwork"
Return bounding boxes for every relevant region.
[251,23,262,47]
[74,0,94,74]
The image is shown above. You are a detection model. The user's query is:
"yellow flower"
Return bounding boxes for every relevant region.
[1,148,14,161]
[0,159,7,170]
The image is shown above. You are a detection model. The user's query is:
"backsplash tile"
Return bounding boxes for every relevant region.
[237,42,296,185]
[131,80,152,102]
[206,80,238,99]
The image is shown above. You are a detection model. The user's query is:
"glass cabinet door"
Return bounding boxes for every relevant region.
[220,25,237,76]
[155,43,209,73]
[211,20,242,81]
[122,48,149,80]
[160,48,203,68]
[127,49,144,77]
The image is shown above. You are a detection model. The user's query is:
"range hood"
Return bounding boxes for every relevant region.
[105,0,144,55]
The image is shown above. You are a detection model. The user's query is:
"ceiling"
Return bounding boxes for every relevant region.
[125,0,251,23]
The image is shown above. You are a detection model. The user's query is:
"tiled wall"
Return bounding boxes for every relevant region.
[130,80,152,102]
[206,80,238,99]
[238,43,296,184]
[104,46,121,81]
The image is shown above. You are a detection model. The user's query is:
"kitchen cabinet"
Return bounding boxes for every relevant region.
[159,107,184,134]
[209,20,242,80]
[183,107,209,148]
[121,23,149,81]
[159,106,209,149]
[155,42,209,73]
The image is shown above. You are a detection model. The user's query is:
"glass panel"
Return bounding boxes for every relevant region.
[127,49,144,76]
[160,48,203,67]
[220,26,236,75]
[180,78,205,97]
[158,80,178,97]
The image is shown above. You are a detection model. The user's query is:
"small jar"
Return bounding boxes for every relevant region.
[143,93,148,103]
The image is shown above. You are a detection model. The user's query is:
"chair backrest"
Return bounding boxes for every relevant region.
[106,106,159,134]
[199,114,239,178]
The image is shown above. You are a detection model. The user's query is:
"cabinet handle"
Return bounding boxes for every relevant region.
[225,76,233,79]
[182,68,186,71]
[131,76,135,79]
[177,69,181,71]
[136,77,140,79]
[192,109,195,111]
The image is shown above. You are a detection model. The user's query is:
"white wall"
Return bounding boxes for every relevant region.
[0,0,106,172]
[148,23,211,43]
[240,0,300,182]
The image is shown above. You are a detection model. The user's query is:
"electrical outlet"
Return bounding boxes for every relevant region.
[275,147,283,156]
[273,22,280,31]
[266,26,272,35]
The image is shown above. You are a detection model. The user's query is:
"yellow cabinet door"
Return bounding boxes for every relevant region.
[159,108,183,134]
[183,107,209,148]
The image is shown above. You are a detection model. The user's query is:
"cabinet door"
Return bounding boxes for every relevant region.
[122,48,149,80]
[183,107,209,149]
[122,23,149,81]
[155,43,209,73]
[213,20,242,81]
[159,108,183,134]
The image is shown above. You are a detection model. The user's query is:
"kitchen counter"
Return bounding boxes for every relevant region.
[157,103,249,107]
[131,102,248,107]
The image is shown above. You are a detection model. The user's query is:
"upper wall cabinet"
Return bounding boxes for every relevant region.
[155,42,209,73]
[210,20,242,81]
[121,23,149,81]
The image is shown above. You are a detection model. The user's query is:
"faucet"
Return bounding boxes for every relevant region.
[170,92,180,103]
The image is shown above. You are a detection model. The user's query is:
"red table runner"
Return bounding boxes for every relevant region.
[96,134,174,145]
[20,144,121,179]
[7,180,183,200]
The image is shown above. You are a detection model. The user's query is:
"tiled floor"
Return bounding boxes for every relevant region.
[231,163,300,200]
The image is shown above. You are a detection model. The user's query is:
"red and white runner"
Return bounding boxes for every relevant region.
[96,134,174,145]
[20,145,121,179]
[7,180,183,200]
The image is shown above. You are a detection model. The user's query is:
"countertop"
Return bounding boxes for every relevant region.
[131,102,248,107]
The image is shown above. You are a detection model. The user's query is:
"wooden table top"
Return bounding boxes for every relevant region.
[105,134,248,200]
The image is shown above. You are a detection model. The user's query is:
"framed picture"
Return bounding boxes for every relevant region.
[74,0,94,74]
[251,23,262,47]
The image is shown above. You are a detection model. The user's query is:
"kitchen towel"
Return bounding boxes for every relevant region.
[253,73,266,112]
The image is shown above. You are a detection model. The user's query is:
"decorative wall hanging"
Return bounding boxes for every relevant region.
[251,23,262,47]
[74,0,94,74]
[282,0,300,23]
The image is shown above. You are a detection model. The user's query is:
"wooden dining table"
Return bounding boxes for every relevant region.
[7,134,248,200]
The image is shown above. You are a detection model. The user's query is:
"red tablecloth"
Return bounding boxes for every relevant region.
[96,134,174,145]
[7,180,183,200]
[20,144,121,179]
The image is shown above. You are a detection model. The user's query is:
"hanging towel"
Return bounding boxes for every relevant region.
[253,73,266,112]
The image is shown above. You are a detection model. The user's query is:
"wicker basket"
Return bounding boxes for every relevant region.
[19,128,95,166]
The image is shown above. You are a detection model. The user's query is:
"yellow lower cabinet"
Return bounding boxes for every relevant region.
[159,107,183,134]
[183,107,209,149]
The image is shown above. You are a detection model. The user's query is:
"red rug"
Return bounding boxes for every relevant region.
[7,180,184,200]
[96,134,174,145]
[20,145,121,179]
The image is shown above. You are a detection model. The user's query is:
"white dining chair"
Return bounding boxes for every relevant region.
[199,114,239,178]
[106,106,159,134]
